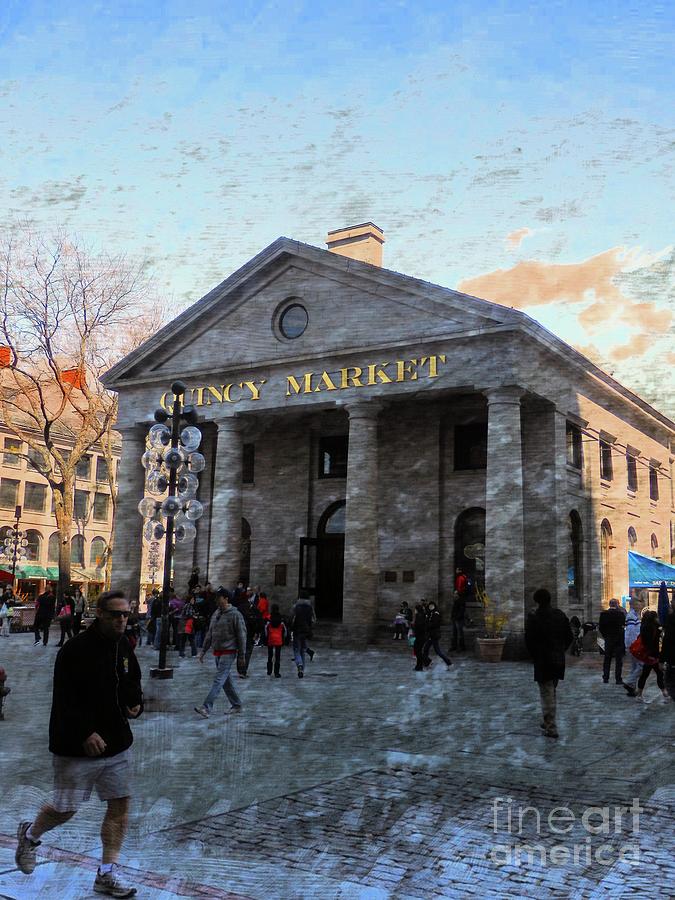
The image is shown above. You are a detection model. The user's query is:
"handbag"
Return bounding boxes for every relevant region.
[629,636,659,666]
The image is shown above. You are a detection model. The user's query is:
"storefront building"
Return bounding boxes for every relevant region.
[103,224,675,644]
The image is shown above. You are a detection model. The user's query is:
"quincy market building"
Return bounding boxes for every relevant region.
[103,224,675,646]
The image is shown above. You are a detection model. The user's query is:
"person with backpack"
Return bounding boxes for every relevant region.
[635,609,670,702]
[265,605,287,677]
[291,594,315,678]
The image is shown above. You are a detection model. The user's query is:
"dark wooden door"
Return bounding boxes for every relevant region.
[316,536,344,620]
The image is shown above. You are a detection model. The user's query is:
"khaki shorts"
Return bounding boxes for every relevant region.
[51,749,132,812]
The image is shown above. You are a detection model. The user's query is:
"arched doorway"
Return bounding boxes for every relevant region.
[315,501,345,620]
[568,511,584,606]
[454,508,486,589]
[601,519,613,604]
[240,518,251,586]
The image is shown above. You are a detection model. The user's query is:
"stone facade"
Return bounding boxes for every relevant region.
[103,227,675,644]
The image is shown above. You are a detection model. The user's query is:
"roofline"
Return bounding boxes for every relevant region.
[102,237,675,434]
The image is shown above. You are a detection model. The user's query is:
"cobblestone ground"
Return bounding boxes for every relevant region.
[0,632,673,898]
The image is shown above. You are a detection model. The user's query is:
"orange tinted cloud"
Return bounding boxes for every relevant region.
[457,248,626,309]
[609,334,653,362]
[506,227,532,249]
[619,302,671,332]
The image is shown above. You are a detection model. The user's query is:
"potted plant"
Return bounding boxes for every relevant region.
[475,585,508,662]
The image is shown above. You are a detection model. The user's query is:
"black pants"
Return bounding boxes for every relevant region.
[72,613,83,635]
[34,618,51,645]
[414,637,428,670]
[638,663,665,691]
[243,634,255,674]
[450,620,465,650]
[267,645,281,675]
[57,619,73,645]
[423,636,452,666]
[179,632,196,657]
[603,637,624,682]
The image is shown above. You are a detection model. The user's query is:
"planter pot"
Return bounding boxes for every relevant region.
[476,637,506,662]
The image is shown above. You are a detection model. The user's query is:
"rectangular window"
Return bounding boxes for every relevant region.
[454,423,488,471]
[383,570,397,583]
[649,465,659,501]
[3,437,22,467]
[28,447,48,473]
[243,443,255,484]
[402,570,415,583]
[566,423,583,469]
[274,564,287,586]
[599,440,613,481]
[24,482,47,512]
[74,489,89,520]
[95,456,109,482]
[93,492,110,522]
[319,436,348,478]
[0,478,19,509]
[75,454,91,480]
[626,454,638,492]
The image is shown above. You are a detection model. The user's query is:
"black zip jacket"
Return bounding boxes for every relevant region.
[49,620,143,758]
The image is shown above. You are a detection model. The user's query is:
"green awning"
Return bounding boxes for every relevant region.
[0,564,57,579]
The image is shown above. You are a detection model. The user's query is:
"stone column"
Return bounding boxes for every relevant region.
[342,402,380,644]
[193,422,216,585]
[207,416,243,589]
[552,409,571,614]
[484,387,526,635]
[111,425,146,604]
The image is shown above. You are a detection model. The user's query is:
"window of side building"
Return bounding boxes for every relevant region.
[76,454,91,480]
[3,437,22,467]
[74,489,89,520]
[599,440,613,481]
[27,447,48,474]
[24,482,47,513]
[93,492,110,522]
[649,465,659,501]
[0,478,19,508]
[95,456,109,482]
[319,436,348,478]
[626,452,638,492]
[566,423,583,469]
[454,424,488,470]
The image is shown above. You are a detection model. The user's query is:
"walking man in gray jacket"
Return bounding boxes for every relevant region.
[194,589,247,718]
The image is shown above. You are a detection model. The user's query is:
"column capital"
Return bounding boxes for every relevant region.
[211,414,244,435]
[483,385,526,406]
[345,400,383,421]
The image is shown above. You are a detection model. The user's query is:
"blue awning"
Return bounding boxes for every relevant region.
[628,551,675,588]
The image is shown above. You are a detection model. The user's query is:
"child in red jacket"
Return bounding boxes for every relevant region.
[265,606,287,678]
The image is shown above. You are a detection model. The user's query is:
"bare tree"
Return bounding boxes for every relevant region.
[0,225,162,600]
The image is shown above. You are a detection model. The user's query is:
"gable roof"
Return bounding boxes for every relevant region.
[102,237,675,433]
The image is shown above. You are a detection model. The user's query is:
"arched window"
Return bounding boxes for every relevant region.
[318,500,346,536]
[90,537,107,568]
[601,519,613,604]
[628,527,638,549]
[25,529,42,562]
[454,507,486,587]
[568,511,583,604]
[71,534,85,567]
[240,518,251,586]
[651,533,658,555]
[48,532,60,563]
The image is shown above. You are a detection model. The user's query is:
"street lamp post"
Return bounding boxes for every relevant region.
[0,505,28,588]
[138,380,205,680]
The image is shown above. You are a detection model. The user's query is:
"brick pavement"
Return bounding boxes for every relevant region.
[0,633,673,898]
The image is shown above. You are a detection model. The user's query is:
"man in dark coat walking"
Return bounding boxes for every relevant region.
[598,598,626,684]
[524,588,573,739]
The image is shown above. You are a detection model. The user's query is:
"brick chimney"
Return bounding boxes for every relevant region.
[326,222,384,267]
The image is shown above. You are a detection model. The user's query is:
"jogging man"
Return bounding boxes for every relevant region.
[15,589,143,897]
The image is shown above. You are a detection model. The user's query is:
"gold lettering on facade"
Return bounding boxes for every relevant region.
[241,380,265,401]
[420,354,446,377]
[207,386,223,404]
[396,359,418,382]
[366,363,393,385]
[286,373,313,396]
[314,372,338,392]
[340,366,363,389]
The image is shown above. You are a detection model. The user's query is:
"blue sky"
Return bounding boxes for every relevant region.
[1,1,673,412]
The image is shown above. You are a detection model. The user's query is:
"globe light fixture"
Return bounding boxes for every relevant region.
[0,505,28,586]
[138,385,203,679]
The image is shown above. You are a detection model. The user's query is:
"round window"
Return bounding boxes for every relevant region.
[279,304,308,339]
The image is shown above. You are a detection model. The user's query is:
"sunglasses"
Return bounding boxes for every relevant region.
[105,610,130,619]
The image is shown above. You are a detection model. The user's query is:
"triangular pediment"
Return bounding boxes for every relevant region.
[103,238,519,387]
